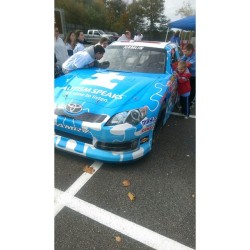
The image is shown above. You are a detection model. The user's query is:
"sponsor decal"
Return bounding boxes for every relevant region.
[141,125,154,133]
[80,72,124,89]
[55,123,89,133]
[140,136,149,144]
[65,103,82,114]
[124,46,144,50]
[63,86,123,101]
[141,117,157,126]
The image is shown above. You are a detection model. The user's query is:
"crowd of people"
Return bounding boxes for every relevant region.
[54,26,196,118]
[54,27,144,78]
[54,26,108,77]
[173,43,196,119]
[169,30,196,119]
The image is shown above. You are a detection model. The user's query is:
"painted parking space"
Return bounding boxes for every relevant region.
[54,109,195,249]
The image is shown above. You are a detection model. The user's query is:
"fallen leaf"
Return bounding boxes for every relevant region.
[115,236,122,242]
[83,165,95,174]
[122,179,131,187]
[128,192,136,201]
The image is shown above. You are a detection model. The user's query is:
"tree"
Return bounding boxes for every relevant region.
[54,0,170,39]
[105,0,127,32]
[84,0,107,29]
[140,0,169,39]
[175,1,195,18]
[126,0,146,34]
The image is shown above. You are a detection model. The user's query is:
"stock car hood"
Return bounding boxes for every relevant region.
[55,69,169,113]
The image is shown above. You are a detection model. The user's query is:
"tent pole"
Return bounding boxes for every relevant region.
[180,30,183,49]
[165,28,169,42]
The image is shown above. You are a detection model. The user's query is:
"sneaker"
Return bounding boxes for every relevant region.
[184,116,189,119]
[177,104,182,109]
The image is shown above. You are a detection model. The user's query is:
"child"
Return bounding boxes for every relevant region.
[175,61,192,119]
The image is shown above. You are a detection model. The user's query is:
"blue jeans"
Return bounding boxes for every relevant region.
[180,94,190,116]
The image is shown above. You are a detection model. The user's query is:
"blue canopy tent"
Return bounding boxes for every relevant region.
[165,15,196,46]
[168,15,196,31]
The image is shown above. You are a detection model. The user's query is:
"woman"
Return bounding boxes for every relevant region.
[64,31,76,56]
[73,30,85,54]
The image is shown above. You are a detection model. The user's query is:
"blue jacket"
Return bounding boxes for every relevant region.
[170,35,181,46]
[181,51,196,76]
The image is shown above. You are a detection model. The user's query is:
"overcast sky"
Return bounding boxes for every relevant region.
[124,0,195,22]
[164,0,195,21]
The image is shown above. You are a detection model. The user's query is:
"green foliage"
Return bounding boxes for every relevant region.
[55,0,170,39]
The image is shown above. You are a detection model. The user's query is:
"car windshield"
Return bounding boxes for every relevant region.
[99,45,166,74]
[98,30,105,34]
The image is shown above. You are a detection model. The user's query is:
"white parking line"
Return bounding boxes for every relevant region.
[54,161,103,216]
[171,112,196,119]
[55,188,194,250]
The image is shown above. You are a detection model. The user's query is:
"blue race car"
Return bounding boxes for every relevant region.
[54,41,181,162]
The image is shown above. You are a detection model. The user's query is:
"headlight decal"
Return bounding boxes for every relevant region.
[110,123,133,135]
[106,106,148,126]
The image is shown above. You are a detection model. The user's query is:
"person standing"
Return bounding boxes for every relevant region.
[54,26,69,68]
[134,31,143,41]
[64,31,76,56]
[73,30,85,54]
[95,37,109,48]
[170,30,181,46]
[62,45,105,73]
[174,61,192,119]
[181,43,196,107]
[117,30,131,41]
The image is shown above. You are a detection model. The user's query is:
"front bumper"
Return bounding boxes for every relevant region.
[54,134,152,162]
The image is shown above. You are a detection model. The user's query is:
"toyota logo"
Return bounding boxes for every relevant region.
[65,103,82,114]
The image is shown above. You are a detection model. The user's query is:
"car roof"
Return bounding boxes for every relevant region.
[111,40,177,49]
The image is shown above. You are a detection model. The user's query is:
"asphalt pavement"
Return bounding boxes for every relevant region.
[54,106,196,250]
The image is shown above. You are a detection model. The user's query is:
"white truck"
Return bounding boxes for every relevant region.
[84,29,114,44]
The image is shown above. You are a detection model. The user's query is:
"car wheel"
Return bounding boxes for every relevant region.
[153,102,166,143]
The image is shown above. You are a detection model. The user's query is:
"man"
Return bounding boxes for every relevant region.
[93,38,110,68]
[117,30,131,41]
[62,45,105,74]
[134,31,143,41]
[54,26,69,68]
[96,37,109,48]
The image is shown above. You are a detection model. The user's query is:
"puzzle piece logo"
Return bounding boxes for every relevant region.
[80,72,124,89]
